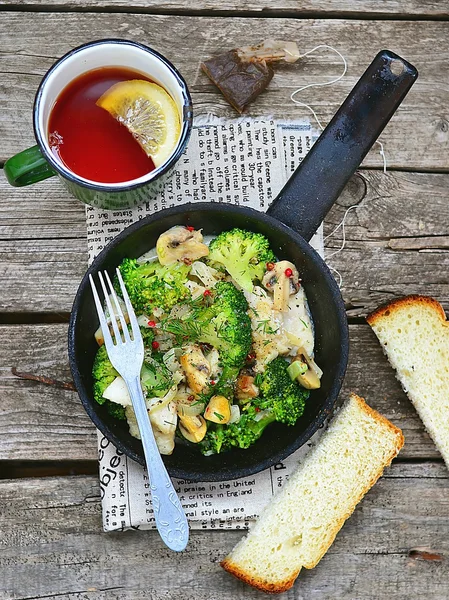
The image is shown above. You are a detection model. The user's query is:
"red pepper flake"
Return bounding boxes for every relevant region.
[152,341,160,350]
[266,262,275,271]
[188,395,195,401]
[147,320,156,328]
[285,268,293,278]
[246,353,256,362]
[255,406,261,412]
[210,380,216,386]
[186,225,195,232]
[203,289,212,297]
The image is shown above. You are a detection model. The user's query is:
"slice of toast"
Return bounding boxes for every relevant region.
[221,394,403,593]
[367,295,449,468]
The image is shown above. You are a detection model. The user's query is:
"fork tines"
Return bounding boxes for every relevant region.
[89,268,140,347]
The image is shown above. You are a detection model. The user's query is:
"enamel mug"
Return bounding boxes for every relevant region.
[4,39,193,210]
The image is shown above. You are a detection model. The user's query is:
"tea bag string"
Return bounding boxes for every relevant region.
[291,44,387,175]
[291,44,388,287]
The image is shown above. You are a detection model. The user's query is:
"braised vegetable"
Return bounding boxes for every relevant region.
[92,225,321,456]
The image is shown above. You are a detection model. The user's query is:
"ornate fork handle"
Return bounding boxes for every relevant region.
[126,376,189,552]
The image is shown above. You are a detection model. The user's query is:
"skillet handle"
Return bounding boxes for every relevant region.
[266,50,418,242]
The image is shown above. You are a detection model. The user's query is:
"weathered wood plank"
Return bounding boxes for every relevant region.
[0,322,443,461]
[1,14,449,169]
[2,169,449,316]
[3,0,449,17]
[0,324,97,460]
[323,170,449,316]
[1,465,448,599]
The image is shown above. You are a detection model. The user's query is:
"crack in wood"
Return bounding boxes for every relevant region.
[16,587,125,600]
[1,3,449,22]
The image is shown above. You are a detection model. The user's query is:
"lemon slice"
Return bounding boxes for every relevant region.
[96,80,181,168]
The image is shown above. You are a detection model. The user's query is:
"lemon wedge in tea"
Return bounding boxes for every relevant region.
[96,80,181,168]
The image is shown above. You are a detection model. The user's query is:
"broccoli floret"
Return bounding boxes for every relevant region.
[256,357,309,425]
[199,406,276,455]
[214,365,240,399]
[117,258,191,313]
[160,281,252,370]
[207,228,276,292]
[92,345,118,405]
[105,401,126,420]
[198,282,252,368]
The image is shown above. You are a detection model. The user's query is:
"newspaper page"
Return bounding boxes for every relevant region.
[86,118,323,531]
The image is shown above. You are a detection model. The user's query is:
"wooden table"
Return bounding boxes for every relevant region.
[1,2,449,598]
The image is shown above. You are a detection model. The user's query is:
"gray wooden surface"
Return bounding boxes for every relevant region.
[2,170,449,316]
[0,323,442,461]
[2,14,449,170]
[1,2,448,599]
[5,0,449,17]
[1,464,449,600]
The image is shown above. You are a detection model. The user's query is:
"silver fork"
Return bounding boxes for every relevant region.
[89,268,189,552]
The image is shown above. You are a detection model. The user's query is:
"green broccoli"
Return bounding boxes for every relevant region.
[198,282,252,368]
[161,282,252,370]
[105,401,126,421]
[213,365,240,399]
[116,258,191,313]
[199,405,276,454]
[92,345,118,405]
[256,357,309,425]
[207,228,276,292]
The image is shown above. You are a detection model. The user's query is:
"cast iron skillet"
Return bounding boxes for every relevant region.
[69,50,417,482]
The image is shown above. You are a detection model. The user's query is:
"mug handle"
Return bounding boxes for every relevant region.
[4,145,57,187]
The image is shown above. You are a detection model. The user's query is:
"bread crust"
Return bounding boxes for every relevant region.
[220,394,404,591]
[367,295,448,327]
[220,558,299,594]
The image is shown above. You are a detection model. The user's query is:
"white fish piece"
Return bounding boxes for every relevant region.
[125,403,177,455]
[150,400,178,436]
[245,286,290,373]
[102,376,132,407]
[125,406,141,439]
[282,287,315,357]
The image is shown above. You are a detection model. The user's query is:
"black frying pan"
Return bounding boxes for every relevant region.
[69,50,417,482]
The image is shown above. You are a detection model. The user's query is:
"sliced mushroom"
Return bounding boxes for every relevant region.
[179,415,207,443]
[180,345,211,393]
[262,261,299,312]
[235,373,259,402]
[156,225,209,265]
[204,395,231,424]
[288,347,322,390]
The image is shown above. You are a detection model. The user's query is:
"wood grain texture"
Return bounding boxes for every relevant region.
[0,464,448,599]
[2,169,449,316]
[1,13,449,169]
[323,170,449,317]
[3,0,449,17]
[0,322,443,461]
